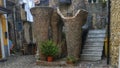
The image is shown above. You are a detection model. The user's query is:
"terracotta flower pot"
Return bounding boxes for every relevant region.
[66,61,73,64]
[47,56,53,62]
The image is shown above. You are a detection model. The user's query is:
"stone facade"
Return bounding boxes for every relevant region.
[49,0,86,16]
[49,0,107,29]
[23,22,31,44]
[85,1,107,29]
[110,0,120,67]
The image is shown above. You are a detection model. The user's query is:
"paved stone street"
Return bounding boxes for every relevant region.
[0,54,111,68]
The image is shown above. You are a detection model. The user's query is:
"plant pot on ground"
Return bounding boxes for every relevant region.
[40,40,59,62]
[66,56,77,64]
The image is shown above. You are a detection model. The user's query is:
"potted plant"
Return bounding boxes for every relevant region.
[66,56,77,64]
[40,40,59,62]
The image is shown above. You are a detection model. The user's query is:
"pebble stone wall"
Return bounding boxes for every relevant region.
[31,7,53,60]
[110,0,120,67]
[58,9,88,58]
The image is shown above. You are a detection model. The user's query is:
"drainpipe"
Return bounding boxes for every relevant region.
[12,6,17,51]
[107,0,110,65]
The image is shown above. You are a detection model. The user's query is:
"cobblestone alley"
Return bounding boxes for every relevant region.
[0,54,111,68]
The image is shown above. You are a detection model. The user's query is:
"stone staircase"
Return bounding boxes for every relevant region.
[81,29,106,61]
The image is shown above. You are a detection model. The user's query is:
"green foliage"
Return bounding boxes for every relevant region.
[99,0,107,8]
[66,56,77,63]
[40,40,59,57]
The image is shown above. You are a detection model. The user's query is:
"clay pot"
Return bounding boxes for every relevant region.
[66,61,73,64]
[47,56,53,62]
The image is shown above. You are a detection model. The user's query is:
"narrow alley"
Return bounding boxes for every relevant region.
[0,0,119,68]
[0,54,110,68]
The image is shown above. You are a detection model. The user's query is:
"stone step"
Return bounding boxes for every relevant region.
[84,46,103,50]
[86,38,105,42]
[80,55,101,61]
[89,29,106,34]
[85,42,104,47]
[88,34,106,38]
[81,53,102,57]
[81,29,106,61]
[82,49,103,52]
[82,51,102,55]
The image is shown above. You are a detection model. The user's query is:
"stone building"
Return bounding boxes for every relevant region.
[110,0,120,67]
[6,0,24,50]
[0,0,12,59]
[18,0,37,54]
[18,0,120,67]
[49,0,86,17]
[49,0,107,29]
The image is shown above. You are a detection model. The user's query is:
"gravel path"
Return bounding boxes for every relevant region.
[0,54,111,68]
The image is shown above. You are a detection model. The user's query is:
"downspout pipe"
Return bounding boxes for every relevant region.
[107,0,111,65]
[12,6,17,51]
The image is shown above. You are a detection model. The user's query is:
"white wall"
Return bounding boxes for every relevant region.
[0,19,5,58]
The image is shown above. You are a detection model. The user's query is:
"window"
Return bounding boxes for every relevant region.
[39,0,49,6]
[88,0,98,3]
[59,0,71,5]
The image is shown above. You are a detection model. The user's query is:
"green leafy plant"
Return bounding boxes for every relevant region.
[66,56,77,63]
[40,40,59,57]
